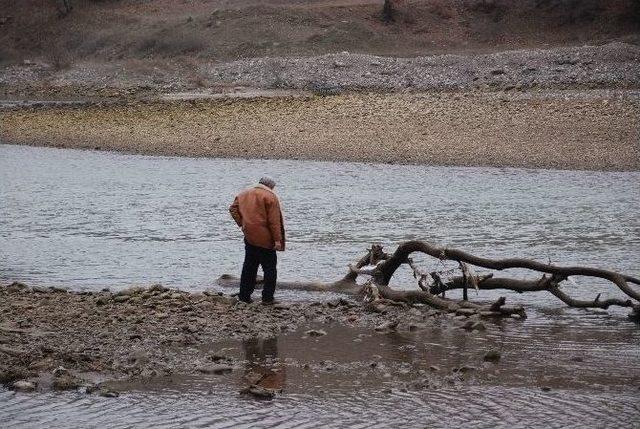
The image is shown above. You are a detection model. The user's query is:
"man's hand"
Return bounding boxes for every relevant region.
[274,241,284,251]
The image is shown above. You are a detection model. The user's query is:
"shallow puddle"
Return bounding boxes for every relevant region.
[3,318,638,428]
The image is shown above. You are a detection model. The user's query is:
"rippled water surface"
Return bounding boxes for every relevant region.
[1,316,639,428]
[1,144,638,296]
[1,144,639,428]
[2,385,638,429]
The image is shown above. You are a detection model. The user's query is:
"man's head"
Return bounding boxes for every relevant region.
[259,176,276,189]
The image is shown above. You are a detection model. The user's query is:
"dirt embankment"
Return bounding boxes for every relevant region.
[1,0,638,64]
[2,90,638,171]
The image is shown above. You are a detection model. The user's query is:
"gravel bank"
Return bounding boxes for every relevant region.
[209,42,640,93]
[2,89,638,171]
[1,42,638,99]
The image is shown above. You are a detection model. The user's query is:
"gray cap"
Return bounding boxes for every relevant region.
[259,176,276,189]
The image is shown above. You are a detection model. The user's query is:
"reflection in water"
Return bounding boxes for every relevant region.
[243,337,286,392]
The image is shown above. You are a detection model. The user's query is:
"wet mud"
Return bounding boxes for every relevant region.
[2,282,639,397]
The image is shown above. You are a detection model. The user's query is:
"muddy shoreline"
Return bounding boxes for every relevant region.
[2,280,639,406]
[0,280,537,397]
[0,281,484,395]
[1,89,638,171]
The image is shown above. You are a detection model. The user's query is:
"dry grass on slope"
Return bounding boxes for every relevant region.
[0,0,638,67]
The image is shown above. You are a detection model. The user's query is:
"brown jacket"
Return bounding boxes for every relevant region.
[229,184,286,250]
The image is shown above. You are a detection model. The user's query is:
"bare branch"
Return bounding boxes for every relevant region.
[376,241,640,302]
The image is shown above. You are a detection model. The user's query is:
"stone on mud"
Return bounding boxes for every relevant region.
[0,367,31,384]
[479,311,501,317]
[53,366,70,378]
[273,303,290,310]
[7,282,28,292]
[53,374,82,391]
[304,329,327,337]
[375,321,398,332]
[148,284,167,293]
[95,296,110,306]
[12,380,36,392]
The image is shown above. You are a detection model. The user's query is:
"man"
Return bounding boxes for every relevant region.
[229,176,285,304]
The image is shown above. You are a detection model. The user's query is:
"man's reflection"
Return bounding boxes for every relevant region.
[242,337,286,391]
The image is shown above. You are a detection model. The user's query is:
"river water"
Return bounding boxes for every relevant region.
[1,143,639,427]
[1,144,638,295]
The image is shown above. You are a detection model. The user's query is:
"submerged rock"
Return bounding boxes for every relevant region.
[240,385,276,399]
[244,370,265,385]
[99,389,120,398]
[471,321,486,331]
[483,350,502,362]
[304,329,327,337]
[462,320,475,330]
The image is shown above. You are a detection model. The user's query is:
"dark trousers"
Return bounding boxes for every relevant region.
[239,239,277,302]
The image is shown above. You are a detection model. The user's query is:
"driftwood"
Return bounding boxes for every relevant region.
[218,240,640,320]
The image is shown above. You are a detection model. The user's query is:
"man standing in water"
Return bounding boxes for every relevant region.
[229,176,285,304]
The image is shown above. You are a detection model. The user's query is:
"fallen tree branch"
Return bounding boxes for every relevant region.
[377,240,640,302]
[218,240,639,320]
[429,274,636,310]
